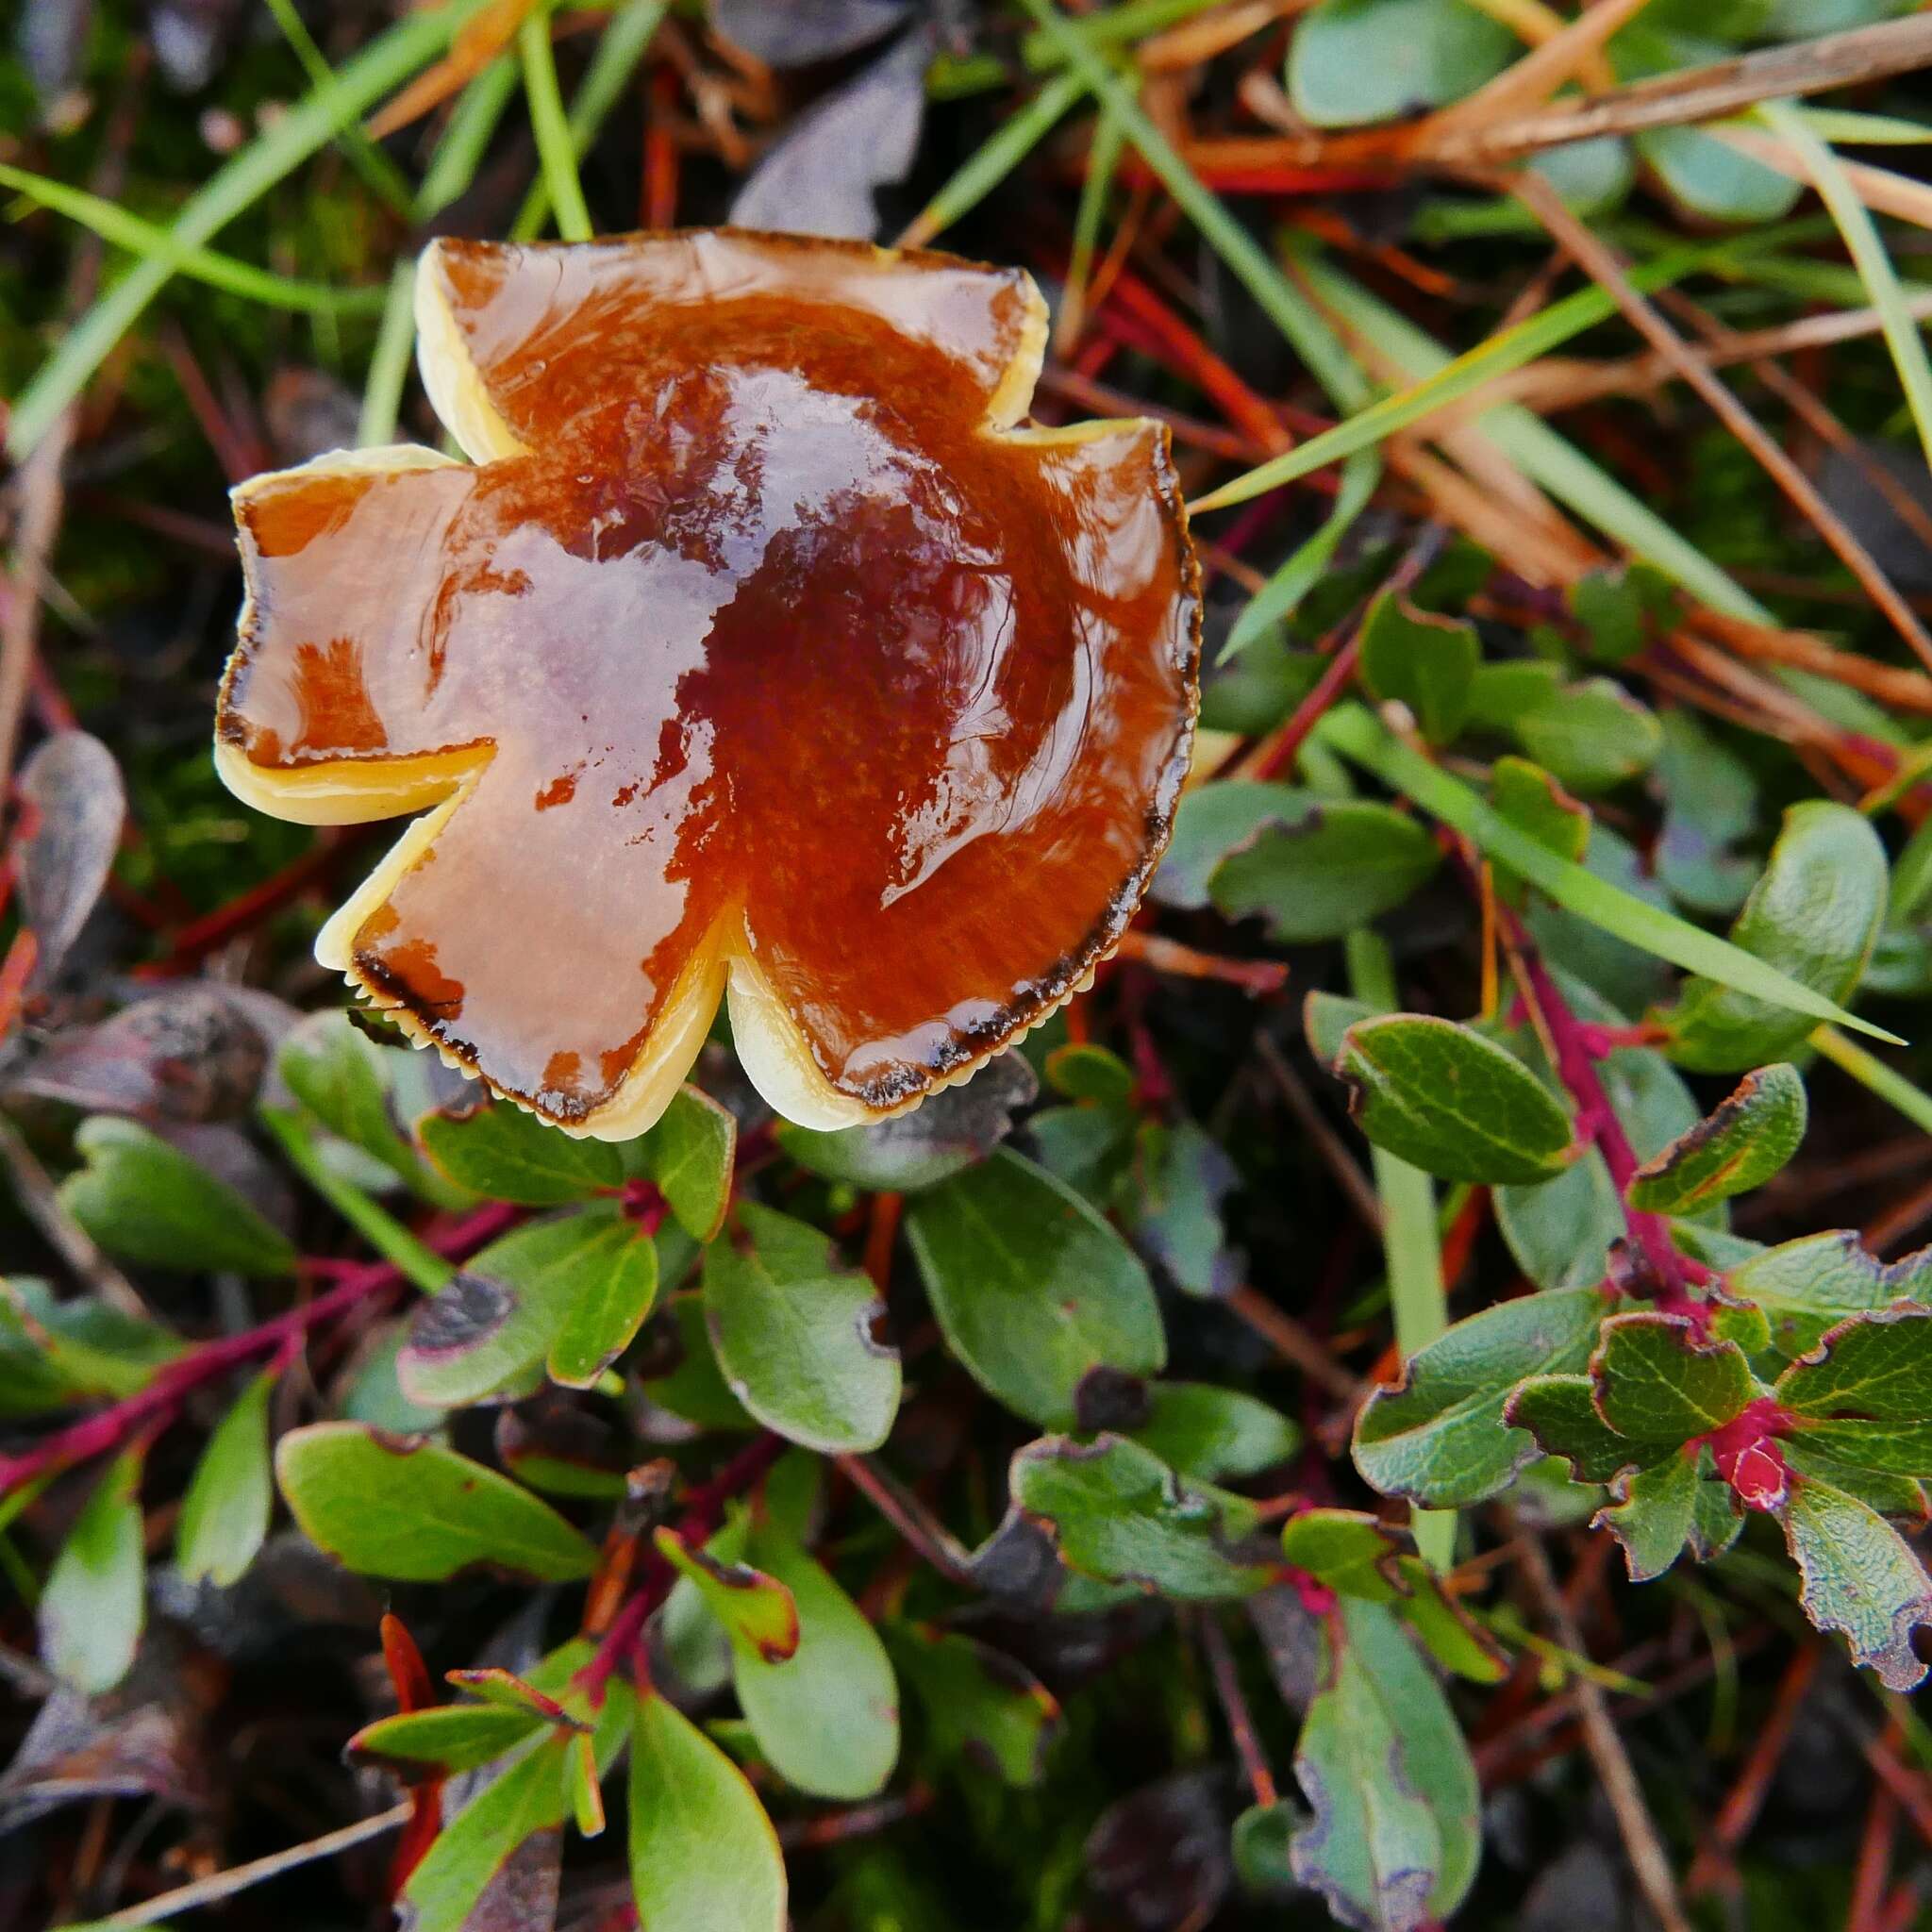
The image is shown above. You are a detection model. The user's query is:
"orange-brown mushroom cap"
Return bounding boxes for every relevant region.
[214,231,1201,1138]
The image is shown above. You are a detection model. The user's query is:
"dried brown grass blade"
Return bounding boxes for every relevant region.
[1428,0,1653,137]
[1513,167,1932,675]
[365,0,539,141]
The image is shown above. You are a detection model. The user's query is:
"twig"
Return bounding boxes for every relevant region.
[1253,1032,1383,1236]
[0,1113,150,1319]
[1685,1642,1819,1894]
[1512,1523,1694,1932]
[576,1431,787,1703]
[75,1803,412,1930]
[1194,1607,1277,1807]
[1224,1283,1363,1402]
[835,1454,977,1587]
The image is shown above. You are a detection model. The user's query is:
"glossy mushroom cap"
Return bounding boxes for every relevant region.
[215,231,1201,1138]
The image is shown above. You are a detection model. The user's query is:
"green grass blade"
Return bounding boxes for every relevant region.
[1224,447,1380,653]
[902,68,1088,246]
[1758,100,1932,476]
[1298,256,1771,623]
[1346,927,1456,1573]
[520,5,594,243]
[260,1110,452,1295]
[0,165,388,314]
[1014,0,1367,411]
[261,0,418,217]
[1317,704,1904,1044]
[512,0,665,242]
[8,0,496,462]
[1191,244,1716,515]
[418,54,521,219]
[1020,0,1230,71]
[1811,1026,1932,1139]
[358,262,418,448]
[1063,100,1126,337]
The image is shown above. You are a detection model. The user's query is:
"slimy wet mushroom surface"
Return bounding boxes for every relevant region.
[215,231,1201,1138]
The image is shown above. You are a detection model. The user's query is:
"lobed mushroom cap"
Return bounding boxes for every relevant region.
[215,230,1201,1139]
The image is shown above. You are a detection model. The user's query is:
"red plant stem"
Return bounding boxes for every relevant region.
[137,828,373,976]
[1511,939,1703,1317]
[0,1202,518,1497]
[576,1430,787,1705]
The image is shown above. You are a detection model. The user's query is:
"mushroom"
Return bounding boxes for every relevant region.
[214,230,1201,1139]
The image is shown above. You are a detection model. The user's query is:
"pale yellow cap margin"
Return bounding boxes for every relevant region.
[213,238,1154,1141]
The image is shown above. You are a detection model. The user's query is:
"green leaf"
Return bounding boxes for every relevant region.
[1391,1556,1508,1684]
[641,1292,756,1431]
[1315,706,1899,1046]
[397,1640,634,1932]
[1779,1474,1932,1690]
[1334,1014,1579,1186]
[1357,592,1478,744]
[275,1423,596,1581]
[1488,758,1588,907]
[655,1525,800,1664]
[1046,1043,1136,1107]
[1281,1507,1406,1602]
[546,1218,660,1390]
[40,1447,144,1694]
[1509,677,1664,797]
[1777,1307,1932,1475]
[905,1149,1165,1427]
[703,1204,900,1454]
[276,1012,472,1207]
[1598,1450,1701,1583]
[1626,1064,1807,1214]
[1289,0,1511,128]
[1654,708,1757,917]
[733,1513,900,1800]
[1496,1152,1623,1292]
[60,1117,296,1276]
[1127,1119,1240,1300]
[1210,799,1442,943]
[1008,1434,1272,1601]
[398,1205,651,1407]
[1131,1382,1299,1483]
[418,1100,624,1206]
[399,1739,567,1932]
[1290,1596,1480,1930]
[1591,1312,1754,1448]
[1658,802,1888,1073]
[631,1086,735,1242]
[1153,780,1307,911]
[1783,1441,1926,1526]
[1305,991,1379,1065]
[347,1703,547,1777]
[1354,1288,1604,1507]
[890,1626,1061,1789]
[1568,564,1672,666]
[1640,123,1803,224]
[0,1282,180,1418]
[629,1690,787,1932]
[777,1052,1038,1193]
[1503,1374,1641,1483]
[175,1365,276,1588]
[1726,1231,1932,1358]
